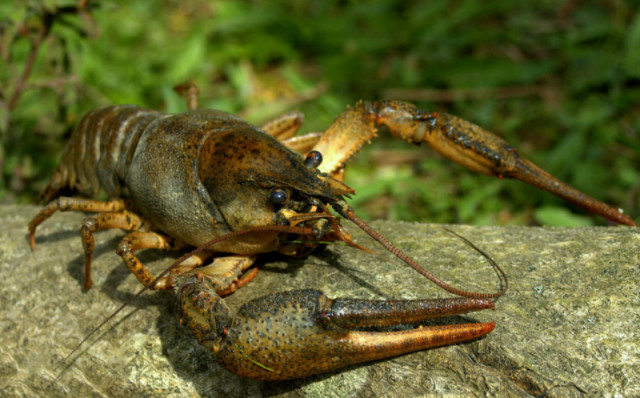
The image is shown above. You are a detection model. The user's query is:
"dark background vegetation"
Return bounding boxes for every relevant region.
[1,0,638,226]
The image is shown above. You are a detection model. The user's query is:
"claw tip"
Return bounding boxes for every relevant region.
[476,321,496,336]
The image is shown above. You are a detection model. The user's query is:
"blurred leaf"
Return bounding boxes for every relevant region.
[167,36,207,82]
[534,206,593,227]
[441,59,557,88]
[624,11,640,78]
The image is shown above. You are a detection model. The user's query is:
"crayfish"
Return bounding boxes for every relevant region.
[29,84,635,381]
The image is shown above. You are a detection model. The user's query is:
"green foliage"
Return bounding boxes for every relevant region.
[1,0,638,225]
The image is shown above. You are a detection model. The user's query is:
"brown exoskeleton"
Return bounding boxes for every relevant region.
[29,84,636,381]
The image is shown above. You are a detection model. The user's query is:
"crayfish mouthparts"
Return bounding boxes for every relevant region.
[177,275,495,381]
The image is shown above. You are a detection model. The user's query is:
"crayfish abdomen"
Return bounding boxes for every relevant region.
[45,106,163,201]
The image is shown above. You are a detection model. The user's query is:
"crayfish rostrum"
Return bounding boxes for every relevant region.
[29,84,636,381]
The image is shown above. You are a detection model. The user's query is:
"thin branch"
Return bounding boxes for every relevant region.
[8,13,53,110]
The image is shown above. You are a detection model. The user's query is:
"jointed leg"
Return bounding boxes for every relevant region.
[29,197,130,249]
[260,111,304,139]
[81,210,145,289]
[173,82,200,110]
[259,111,324,154]
[116,230,192,290]
[116,230,257,294]
[195,255,258,296]
[281,132,323,154]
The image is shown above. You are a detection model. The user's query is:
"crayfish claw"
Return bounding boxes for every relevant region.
[178,277,494,381]
[206,289,494,380]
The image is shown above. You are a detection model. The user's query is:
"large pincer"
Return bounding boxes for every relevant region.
[178,277,494,381]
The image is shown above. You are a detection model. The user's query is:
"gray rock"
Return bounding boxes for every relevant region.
[0,204,638,397]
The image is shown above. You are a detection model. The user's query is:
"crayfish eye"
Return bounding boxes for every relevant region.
[270,188,290,205]
[304,150,323,169]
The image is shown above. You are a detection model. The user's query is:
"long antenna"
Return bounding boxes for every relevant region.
[345,208,507,299]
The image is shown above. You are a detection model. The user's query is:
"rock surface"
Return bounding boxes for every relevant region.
[1,204,638,397]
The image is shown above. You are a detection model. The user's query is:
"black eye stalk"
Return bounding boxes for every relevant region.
[304,150,323,169]
[270,188,290,205]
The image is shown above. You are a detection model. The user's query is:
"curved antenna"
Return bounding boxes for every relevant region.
[334,200,507,299]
